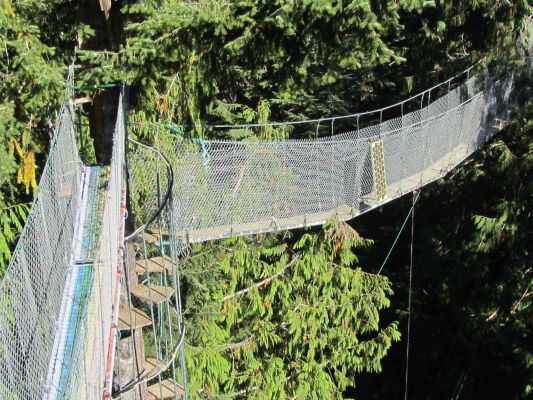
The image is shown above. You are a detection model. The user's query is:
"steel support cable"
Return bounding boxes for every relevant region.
[158,73,509,148]
[377,190,421,276]
[450,323,488,400]
[426,327,462,400]
[133,59,486,131]
[404,190,416,400]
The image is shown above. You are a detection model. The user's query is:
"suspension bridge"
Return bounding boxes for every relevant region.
[0,49,528,399]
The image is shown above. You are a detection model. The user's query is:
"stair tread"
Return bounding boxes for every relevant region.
[147,378,185,399]
[130,284,175,305]
[144,357,163,380]
[118,307,152,331]
[135,255,174,275]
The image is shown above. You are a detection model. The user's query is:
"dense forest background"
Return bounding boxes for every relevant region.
[1,1,532,399]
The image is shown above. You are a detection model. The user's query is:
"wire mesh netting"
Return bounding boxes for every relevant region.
[60,89,127,399]
[0,44,527,400]
[0,71,82,398]
[141,69,515,244]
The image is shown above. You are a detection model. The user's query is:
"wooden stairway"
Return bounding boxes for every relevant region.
[118,307,152,331]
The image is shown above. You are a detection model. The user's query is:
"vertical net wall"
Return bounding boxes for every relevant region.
[59,89,127,399]
[0,73,82,399]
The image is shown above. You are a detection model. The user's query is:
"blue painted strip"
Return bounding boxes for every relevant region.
[56,166,105,398]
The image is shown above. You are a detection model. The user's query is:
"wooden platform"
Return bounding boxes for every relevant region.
[147,378,185,399]
[118,307,153,331]
[132,231,162,249]
[131,284,175,305]
[176,204,356,243]
[135,255,174,275]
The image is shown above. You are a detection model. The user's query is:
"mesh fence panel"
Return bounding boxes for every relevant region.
[0,82,81,398]
[61,89,126,399]
[149,72,514,244]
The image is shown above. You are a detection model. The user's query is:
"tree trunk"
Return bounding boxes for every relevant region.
[78,0,126,164]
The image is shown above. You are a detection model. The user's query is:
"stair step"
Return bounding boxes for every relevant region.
[135,255,174,275]
[144,357,164,380]
[492,118,507,130]
[147,379,185,399]
[118,307,152,331]
[143,231,161,244]
[132,232,161,250]
[130,284,175,305]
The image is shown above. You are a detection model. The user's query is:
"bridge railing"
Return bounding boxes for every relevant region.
[0,72,127,400]
[122,137,188,399]
[150,69,514,244]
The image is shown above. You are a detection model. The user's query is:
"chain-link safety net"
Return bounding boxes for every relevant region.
[145,66,515,244]
[0,28,529,400]
[0,69,82,399]
[62,88,127,400]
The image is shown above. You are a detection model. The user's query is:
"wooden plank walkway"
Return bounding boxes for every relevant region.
[362,143,469,206]
[144,357,163,380]
[131,284,175,305]
[135,255,174,275]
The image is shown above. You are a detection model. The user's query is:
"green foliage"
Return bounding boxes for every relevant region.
[113,1,531,398]
[0,0,71,274]
[357,68,532,399]
[0,203,29,275]
[182,221,399,398]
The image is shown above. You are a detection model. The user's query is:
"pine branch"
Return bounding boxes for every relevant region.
[222,255,300,302]
[227,335,255,350]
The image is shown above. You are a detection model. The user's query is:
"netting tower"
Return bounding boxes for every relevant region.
[0,68,127,399]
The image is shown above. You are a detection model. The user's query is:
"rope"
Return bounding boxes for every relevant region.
[404,190,416,400]
[164,123,183,135]
[377,189,421,275]
[196,138,212,167]
[450,327,485,400]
